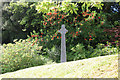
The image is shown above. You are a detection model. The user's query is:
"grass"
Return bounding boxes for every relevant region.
[0,54,118,79]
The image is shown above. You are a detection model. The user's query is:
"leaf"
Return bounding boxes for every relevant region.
[22,29,26,31]
[74,10,78,14]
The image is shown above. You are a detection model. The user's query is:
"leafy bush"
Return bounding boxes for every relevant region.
[90,43,119,57]
[103,26,120,46]
[2,2,43,44]
[68,43,119,61]
[0,39,52,74]
[69,43,86,61]
[85,45,94,58]
[45,45,61,63]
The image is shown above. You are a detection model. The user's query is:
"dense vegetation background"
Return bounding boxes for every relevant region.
[0,1,120,74]
[2,2,120,44]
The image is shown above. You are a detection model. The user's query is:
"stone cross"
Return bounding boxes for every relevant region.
[58,24,68,63]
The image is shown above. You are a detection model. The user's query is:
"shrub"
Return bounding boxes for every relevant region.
[90,43,119,57]
[103,26,120,46]
[85,45,94,58]
[68,43,119,61]
[69,43,86,61]
[45,45,61,63]
[0,39,52,74]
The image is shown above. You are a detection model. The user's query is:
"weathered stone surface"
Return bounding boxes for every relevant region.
[58,24,68,63]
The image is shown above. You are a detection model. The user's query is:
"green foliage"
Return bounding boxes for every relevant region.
[2,2,28,43]
[24,2,117,62]
[91,43,119,57]
[2,2,43,44]
[0,39,52,74]
[46,45,61,62]
[36,1,79,15]
[80,2,104,11]
[68,42,119,61]
[2,1,119,63]
[39,6,111,49]
[69,43,86,61]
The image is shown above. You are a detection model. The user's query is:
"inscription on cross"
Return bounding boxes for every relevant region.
[58,24,68,63]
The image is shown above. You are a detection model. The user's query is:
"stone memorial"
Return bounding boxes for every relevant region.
[58,24,68,63]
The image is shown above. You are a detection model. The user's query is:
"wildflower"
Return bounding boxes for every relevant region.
[32,43,34,46]
[76,34,78,36]
[80,23,83,25]
[43,23,45,25]
[35,39,38,42]
[40,35,42,37]
[49,12,52,15]
[52,36,54,40]
[92,16,94,19]
[31,35,34,37]
[47,13,49,15]
[41,33,43,35]
[34,35,38,37]
[76,32,78,34]
[85,14,89,16]
[44,22,47,25]
[29,37,31,40]
[57,36,59,39]
[47,12,52,15]
[89,38,92,40]
[101,22,104,25]
[89,36,92,37]
[53,12,57,15]
[85,38,87,40]
[52,38,54,40]
[98,17,100,19]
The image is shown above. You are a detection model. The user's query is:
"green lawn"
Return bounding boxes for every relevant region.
[0,54,118,78]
